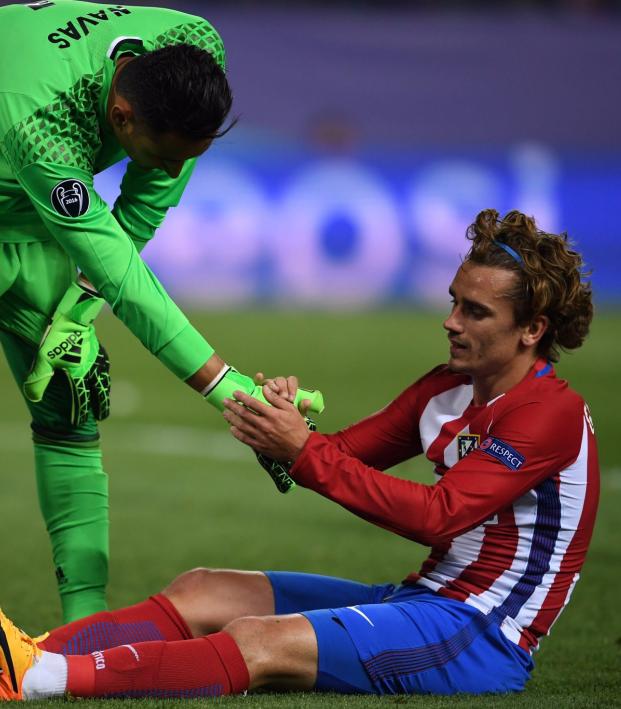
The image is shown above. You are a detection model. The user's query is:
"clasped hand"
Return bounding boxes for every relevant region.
[222,373,312,462]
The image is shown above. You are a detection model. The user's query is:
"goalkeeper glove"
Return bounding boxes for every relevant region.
[204,366,324,416]
[23,281,111,426]
[255,418,317,493]
[205,366,324,493]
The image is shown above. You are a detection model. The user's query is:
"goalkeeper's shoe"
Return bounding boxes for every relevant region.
[0,607,40,700]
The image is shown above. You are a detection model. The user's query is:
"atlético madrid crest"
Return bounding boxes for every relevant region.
[457,434,480,460]
[51,179,90,218]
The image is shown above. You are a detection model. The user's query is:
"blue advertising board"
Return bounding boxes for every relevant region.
[95,137,620,306]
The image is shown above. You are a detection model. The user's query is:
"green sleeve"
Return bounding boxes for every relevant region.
[17,161,213,380]
[112,159,197,253]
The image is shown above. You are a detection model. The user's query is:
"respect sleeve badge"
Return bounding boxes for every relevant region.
[480,437,525,471]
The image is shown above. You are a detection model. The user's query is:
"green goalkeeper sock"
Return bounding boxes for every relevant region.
[34,440,109,622]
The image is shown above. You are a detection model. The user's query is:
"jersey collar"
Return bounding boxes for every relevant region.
[97,37,147,131]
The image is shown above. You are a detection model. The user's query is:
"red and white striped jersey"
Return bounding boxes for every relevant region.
[292,358,600,653]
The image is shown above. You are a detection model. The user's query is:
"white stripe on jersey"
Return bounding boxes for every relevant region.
[463,490,539,615]
[425,522,486,590]
[500,616,524,645]
[513,420,589,631]
[442,422,469,469]
[419,384,473,455]
[413,576,445,593]
[544,572,580,636]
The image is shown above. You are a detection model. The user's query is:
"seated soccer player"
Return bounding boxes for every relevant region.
[0,209,599,699]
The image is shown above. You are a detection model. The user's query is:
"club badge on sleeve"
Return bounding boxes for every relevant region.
[457,433,480,459]
[51,179,90,218]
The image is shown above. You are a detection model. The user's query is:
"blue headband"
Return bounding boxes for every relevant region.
[494,240,524,267]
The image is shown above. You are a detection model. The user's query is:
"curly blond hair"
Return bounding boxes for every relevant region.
[465,209,593,362]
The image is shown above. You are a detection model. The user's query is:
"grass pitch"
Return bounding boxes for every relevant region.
[0,309,619,708]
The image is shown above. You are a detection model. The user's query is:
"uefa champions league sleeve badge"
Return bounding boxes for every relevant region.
[51,179,90,218]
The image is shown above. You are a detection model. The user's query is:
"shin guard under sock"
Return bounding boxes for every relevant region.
[34,442,109,622]
[40,594,192,654]
[66,632,250,698]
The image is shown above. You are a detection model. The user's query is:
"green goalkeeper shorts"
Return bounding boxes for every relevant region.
[0,239,76,345]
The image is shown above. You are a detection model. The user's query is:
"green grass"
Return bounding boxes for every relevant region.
[1,309,620,708]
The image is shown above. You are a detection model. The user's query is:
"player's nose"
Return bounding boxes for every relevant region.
[443,309,463,334]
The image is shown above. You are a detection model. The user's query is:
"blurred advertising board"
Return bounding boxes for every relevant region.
[95,139,621,306]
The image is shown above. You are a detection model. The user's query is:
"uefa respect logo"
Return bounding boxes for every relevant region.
[480,437,525,471]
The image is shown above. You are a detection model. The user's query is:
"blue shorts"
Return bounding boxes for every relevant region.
[265,571,533,695]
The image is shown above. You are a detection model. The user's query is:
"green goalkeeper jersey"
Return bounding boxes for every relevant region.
[0,1,227,379]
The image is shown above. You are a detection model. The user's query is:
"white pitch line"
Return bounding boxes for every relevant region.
[0,421,250,462]
[2,421,621,485]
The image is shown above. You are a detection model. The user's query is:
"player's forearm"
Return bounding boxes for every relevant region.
[64,238,223,384]
[112,158,196,247]
[70,236,210,379]
[185,355,227,393]
[50,278,234,396]
[291,433,433,541]
[291,434,488,546]
[319,385,424,469]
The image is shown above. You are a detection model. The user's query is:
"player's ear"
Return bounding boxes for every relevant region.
[521,315,549,348]
[109,100,135,135]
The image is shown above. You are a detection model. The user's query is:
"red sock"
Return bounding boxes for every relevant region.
[40,595,192,654]
[66,632,250,698]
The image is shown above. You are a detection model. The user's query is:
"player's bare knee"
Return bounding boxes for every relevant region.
[162,567,214,602]
[161,567,221,632]
[223,613,315,689]
[222,616,275,682]
[163,568,272,637]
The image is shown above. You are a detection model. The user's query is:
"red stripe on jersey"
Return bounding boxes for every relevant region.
[425,410,476,466]
[436,585,465,600]
[444,507,520,599]
[416,541,452,578]
[523,425,600,641]
[437,582,469,602]
[519,634,534,653]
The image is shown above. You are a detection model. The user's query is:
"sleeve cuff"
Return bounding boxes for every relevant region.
[290,432,327,486]
[156,323,215,380]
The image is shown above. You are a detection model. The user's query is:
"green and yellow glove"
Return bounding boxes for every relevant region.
[204,367,324,416]
[204,366,324,493]
[23,281,111,426]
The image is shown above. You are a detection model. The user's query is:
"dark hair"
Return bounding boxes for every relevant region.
[465,209,593,362]
[116,44,234,141]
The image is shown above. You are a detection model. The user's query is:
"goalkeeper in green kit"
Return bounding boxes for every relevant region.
[0,0,320,623]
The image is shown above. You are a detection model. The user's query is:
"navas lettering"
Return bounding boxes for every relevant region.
[48,6,131,49]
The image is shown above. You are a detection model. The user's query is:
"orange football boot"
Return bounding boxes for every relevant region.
[0,608,41,700]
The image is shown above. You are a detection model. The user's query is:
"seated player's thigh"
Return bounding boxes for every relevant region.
[266,571,396,615]
[163,569,277,636]
[304,590,533,695]
[164,570,395,638]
